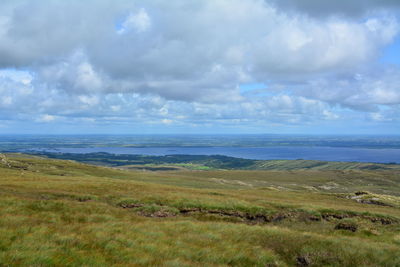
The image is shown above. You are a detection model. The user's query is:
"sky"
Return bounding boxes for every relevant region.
[0,0,399,135]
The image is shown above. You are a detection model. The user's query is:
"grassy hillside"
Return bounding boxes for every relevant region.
[29,151,400,171]
[0,153,400,266]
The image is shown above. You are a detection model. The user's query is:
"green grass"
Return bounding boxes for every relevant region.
[0,153,399,266]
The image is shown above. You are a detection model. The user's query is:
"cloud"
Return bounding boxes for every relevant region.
[297,68,400,111]
[37,114,57,122]
[161,119,173,125]
[0,68,340,126]
[0,0,398,102]
[268,0,400,18]
[0,0,399,132]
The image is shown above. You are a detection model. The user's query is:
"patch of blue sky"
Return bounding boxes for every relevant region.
[0,68,32,82]
[239,82,266,92]
[380,35,400,65]
[114,13,129,34]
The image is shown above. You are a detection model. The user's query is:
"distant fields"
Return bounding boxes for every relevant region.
[29,151,400,171]
[0,153,400,266]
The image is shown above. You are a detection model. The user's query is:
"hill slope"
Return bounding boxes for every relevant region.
[0,153,400,266]
[29,151,400,170]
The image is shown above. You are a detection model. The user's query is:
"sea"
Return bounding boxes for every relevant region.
[30,146,400,163]
[2,135,400,163]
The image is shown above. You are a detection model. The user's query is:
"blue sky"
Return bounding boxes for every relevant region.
[381,36,400,65]
[0,0,399,135]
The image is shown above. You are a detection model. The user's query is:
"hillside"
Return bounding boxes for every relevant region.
[28,151,400,171]
[0,153,400,266]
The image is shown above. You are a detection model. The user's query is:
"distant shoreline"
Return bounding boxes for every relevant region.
[13,145,399,164]
[13,151,399,171]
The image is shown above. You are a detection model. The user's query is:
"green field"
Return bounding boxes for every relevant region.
[1,153,400,266]
[29,151,400,171]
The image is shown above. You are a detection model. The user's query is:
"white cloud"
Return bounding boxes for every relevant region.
[110,105,121,112]
[161,119,173,125]
[76,62,102,91]
[322,110,339,120]
[37,114,56,122]
[78,95,100,106]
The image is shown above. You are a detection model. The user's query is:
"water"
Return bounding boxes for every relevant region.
[31,146,400,163]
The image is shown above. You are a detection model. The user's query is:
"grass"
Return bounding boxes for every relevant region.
[0,153,399,266]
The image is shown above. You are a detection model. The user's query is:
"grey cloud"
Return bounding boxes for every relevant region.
[268,0,400,18]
